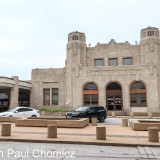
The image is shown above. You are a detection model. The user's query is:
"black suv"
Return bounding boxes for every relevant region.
[66,106,107,122]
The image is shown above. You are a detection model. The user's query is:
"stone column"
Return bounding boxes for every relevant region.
[98,85,106,107]
[50,88,52,106]
[10,76,19,108]
[118,57,122,65]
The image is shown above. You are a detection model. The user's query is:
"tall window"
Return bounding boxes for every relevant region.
[52,88,58,105]
[43,89,50,105]
[18,91,30,106]
[109,58,118,66]
[130,82,146,107]
[0,93,9,106]
[83,83,98,106]
[95,59,104,66]
[123,57,132,65]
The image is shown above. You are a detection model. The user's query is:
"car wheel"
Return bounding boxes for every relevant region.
[31,115,37,118]
[99,114,105,123]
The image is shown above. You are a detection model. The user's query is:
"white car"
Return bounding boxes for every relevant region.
[0,107,40,118]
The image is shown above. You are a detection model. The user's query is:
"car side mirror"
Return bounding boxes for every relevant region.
[14,111,18,113]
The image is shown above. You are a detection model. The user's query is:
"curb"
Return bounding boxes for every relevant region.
[0,138,160,147]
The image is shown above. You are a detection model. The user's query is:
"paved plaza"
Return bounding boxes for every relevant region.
[0,117,160,147]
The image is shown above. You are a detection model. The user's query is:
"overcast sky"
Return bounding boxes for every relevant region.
[0,0,160,80]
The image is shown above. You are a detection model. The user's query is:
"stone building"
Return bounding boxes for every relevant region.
[1,26,160,113]
[0,76,32,111]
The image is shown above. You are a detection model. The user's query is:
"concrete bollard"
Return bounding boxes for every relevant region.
[130,112,134,117]
[96,126,106,140]
[148,112,153,118]
[112,111,116,118]
[42,111,45,116]
[47,125,57,138]
[92,117,97,126]
[122,118,128,127]
[148,127,159,142]
[1,123,11,136]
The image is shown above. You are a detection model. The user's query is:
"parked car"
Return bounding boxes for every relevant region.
[66,106,107,122]
[0,106,40,118]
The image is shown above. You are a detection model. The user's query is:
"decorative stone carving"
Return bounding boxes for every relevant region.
[125,41,130,49]
[35,68,39,74]
[96,42,101,51]
[148,40,155,52]
[75,64,80,78]
[109,39,116,51]
[73,42,78,55]
[72,65,75,71]
[146,62,155,75]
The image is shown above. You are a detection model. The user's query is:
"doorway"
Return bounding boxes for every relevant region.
[106,82,122,111]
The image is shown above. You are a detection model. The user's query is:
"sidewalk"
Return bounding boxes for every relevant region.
[0,117,160,147]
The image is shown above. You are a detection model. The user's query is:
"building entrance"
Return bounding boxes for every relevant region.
[0,92,9,112]
[106,82,122,111]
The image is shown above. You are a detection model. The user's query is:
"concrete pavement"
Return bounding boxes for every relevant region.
[0,117,160,147]
[0,142,160,160]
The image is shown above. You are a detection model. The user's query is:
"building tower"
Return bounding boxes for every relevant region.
[140,26,160,111]
[65,31,87,107]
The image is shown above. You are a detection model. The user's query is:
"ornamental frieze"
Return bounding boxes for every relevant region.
[86,68,142,76]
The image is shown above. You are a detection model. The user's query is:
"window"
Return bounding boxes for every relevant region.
[18,91,30,106]
[52,88,58,105]
[109,58,118,66]
[0,92,9,107]
[123,57,132,65]
[95,59,104,66]
[72,35,78,40]
[83,83,98,106]
[130,82,146,107]
[148,31,154,36]
[43,89,50,105]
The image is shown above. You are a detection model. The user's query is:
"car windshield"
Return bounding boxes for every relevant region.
[75,106,89,112]
[7,108,18,112]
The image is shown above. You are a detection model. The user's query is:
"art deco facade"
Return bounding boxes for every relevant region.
[1,26,160,113]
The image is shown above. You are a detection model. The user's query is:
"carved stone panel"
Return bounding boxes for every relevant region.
[109,39,116,51]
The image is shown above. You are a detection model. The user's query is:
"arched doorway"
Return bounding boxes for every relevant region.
[18,91,30,106]
[0,92,9,112]
[106,82,122,111]
[130,81,146,107]
[83,82,99,106]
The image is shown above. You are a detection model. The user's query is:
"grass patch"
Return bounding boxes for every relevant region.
[39,108,68,112]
